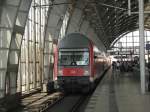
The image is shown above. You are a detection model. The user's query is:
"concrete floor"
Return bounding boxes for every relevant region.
[84,69,150,112]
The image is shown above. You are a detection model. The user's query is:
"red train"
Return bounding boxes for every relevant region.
[54,33,110,93]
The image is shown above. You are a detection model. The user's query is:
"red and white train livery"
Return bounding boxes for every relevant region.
[54,33,110,92]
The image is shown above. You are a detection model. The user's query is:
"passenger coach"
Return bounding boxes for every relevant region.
[54,33,110,93]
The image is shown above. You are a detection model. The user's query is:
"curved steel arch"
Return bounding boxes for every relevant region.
[66,0,106,51]
[43,0,68,90]
[0,0,32,98]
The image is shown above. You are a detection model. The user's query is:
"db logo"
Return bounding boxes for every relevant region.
[70,70,76,74]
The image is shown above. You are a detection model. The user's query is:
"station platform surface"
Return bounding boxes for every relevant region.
[84,68,150,112]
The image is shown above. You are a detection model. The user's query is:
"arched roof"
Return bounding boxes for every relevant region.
[82,0,150,48]
[0,0,150,98]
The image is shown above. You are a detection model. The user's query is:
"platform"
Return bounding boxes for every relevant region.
[84,69,150,112]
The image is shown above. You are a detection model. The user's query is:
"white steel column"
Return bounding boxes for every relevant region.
[128,0,131,16]
[139,0,145,94]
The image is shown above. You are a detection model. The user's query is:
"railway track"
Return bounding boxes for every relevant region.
[69,95,89,112]
[46,94,91,112]
[10,68,109,112]
[45,68,110,112]
[11,92,64,112]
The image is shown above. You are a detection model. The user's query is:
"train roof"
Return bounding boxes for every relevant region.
[58,33,92,49]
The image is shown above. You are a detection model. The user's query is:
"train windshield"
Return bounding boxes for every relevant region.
[58,49,89,66]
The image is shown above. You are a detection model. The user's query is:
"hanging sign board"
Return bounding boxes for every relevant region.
[146,44,150,50]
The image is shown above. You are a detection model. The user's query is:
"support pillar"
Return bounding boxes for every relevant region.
[139,0,145,94]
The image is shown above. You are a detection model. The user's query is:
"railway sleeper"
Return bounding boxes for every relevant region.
[27,100,53,111]
[25,95,63,112]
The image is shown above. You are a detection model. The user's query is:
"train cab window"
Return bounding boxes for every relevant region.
[58,50,89,66]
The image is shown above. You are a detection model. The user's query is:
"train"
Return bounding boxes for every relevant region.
[53,33,111,93]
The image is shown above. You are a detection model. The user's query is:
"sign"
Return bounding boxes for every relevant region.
[146,44,150,50]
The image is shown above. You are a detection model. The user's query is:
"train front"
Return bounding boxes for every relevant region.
[56,33,93,92]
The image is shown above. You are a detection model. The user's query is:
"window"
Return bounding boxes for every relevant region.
[111,30,150,60]
[59,50,89,66]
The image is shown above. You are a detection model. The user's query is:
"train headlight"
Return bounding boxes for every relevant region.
[90,77,94,82]
[84,70,89,76]
[58,70,63,75]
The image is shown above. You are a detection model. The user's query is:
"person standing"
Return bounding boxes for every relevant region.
[116,61,120,71]
[147,61,150,91]
[112,61,116,70]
